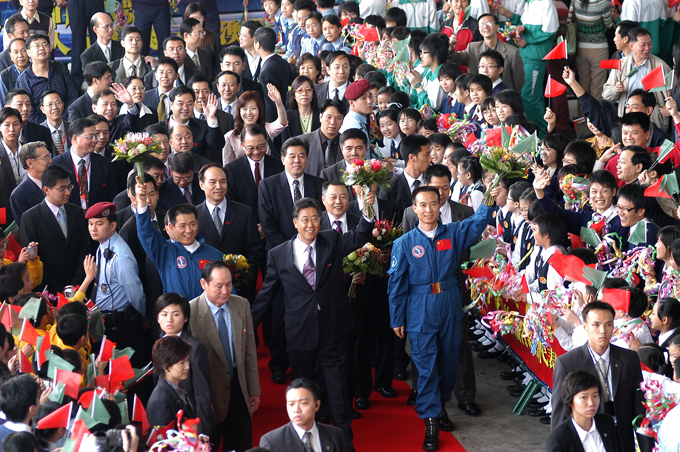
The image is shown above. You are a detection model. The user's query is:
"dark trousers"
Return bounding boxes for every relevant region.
[289,320,354,451]
[68,0,104,86]
[210,372,252,452]
[134,8,171,56]
[268,288,290,374]
[354,276,394,398]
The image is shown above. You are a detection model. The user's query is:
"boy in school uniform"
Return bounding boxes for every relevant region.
[438,63,463,116]
[512,186,536,271]
[524,213,566,295]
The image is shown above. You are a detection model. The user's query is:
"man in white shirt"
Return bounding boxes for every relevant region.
[321,180,351,234]
[315,51,350,110]
[11,141,51,225]
[40,91,70,154]
[239,21,263,81]
[216,71,240,116]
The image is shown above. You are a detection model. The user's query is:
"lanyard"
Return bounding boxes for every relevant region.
[73,157,91,188]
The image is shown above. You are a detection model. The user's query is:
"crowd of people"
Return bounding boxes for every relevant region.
[0,0,678,450]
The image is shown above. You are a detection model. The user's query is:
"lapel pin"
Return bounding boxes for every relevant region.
[615,364,619,367]
[242,329,246,333]
[603,433,607,437]
[326,263,331,268]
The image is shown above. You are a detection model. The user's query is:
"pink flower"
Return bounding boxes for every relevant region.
[372,229,379,237]
[371,160,382,172]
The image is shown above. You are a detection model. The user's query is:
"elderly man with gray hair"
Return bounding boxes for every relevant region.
[10,141,51,226]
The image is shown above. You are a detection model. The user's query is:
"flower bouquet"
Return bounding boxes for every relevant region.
[343,243,386,300]
[112,132,163,181]
[222,254,253,291]
[370,219,403,249]
[437,113,478,143]
[342,158,392,219]
[559,173,589,211]
[501,23,524,46]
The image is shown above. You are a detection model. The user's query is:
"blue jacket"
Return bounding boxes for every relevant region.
[387,205,491,331]
[136,208,224,299]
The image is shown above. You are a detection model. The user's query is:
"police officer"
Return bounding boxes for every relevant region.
[86,202,146,352]
[387,185,494,451]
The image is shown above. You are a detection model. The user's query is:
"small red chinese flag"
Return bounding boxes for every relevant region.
[644,178,672,199]
[19,318,38,346]
[600,59,622,71]
[98,336,116,362]
[641,66,665,91]
[109,355,135,385]
[569,233,585,249]
[548,252,589,284]
[37,402,72,429]
[462,267,495,280]
[543,40,567,60]
[520,274,530,294]
[37,332,50,370]
[358,23,379,41]
[545,76,567,98]
[132,395,150,434]
[55,368,81,399]
[603,288,631,313]
[19,350,33,374]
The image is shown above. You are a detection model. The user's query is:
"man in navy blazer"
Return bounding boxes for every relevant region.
[10,142,50,227]
[379,134,432,210]
[157,152,205,210]
[79,13,125,77]
[68,61,113,121]
[196,163,263,302]
[224,124,284,223]
[253,27,294,123]
[51,118,118,209]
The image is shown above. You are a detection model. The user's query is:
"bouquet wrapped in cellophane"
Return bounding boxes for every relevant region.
[342,158,392,219]
[342,243,386,300]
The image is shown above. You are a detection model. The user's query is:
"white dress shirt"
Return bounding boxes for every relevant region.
[221,98,237,115]
[572,419,607,452]
[122,55,144,77]
[2,140,25,183]
[588,345,614,401]
[327,81,348,100]
[46,120,68,152]
[70,149,91,189]
[525,245,564,297]
[206,197,228,225]
[98,41,112,62]
[244,49,261,77]
[45,198,63,219]
[293,236,316,286]
[292,422,322,452]
[327,212,348,233]
[286,172,305,200]
[403,171,424,193]
[439,200,452,224]
[247,156,264,182]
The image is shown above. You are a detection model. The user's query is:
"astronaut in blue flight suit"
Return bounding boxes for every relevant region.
[388,186,493,452]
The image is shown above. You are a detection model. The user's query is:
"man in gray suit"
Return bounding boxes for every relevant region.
[301,99,346,177]
[260,378,347,452]
[320,129,368,202]
[189,261,261,452]
[447,13,524,91]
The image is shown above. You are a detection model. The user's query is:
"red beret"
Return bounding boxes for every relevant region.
[345,79,371,101]
[85,202,117,219]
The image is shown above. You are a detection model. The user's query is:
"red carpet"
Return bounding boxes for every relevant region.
[250,335,468,451]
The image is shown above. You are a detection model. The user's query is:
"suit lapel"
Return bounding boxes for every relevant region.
[198,296,229,368]
[89,156,101,204]
[220,202,236,241]
[315,235,329,285]
[229,297,243,366]
[285,423,306,452]
[304,176,317,200]
[0,144,17,186]
[610,346,622,397]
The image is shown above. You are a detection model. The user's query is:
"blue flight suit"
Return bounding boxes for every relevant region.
[388,205,491,419]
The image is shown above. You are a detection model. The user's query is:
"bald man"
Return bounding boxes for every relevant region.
[80,13,125,85]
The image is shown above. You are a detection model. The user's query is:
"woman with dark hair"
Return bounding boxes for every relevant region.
[122,76,158,130]
[155,293,213,436]
[282,75,320,141]
[147,335,196,430]
[651,298,680,354]
[540,133,570,205]
[376,107,404,168]
[546,370,620,452]
[297,53,322,84]
[1,432,41,452]
[494,90,524,126]
[184,2,221,57]
[0,108,24,183]
[222,85,288,164]
[405,33,448,111]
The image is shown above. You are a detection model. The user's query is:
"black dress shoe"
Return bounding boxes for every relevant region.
[500,370,526,380]
[394,370,407,381]
[438,408,455,431]
[374,386,397,398]
[539,416,551,425]
[458,402,481,416]
[407,389,418,406]
[355,397,370,410]
[507,383,525,391]
[477,349,504,359]
[350,407,362,419]
[529,408,547,417]
[423,418,439,451]
[472,342,495,352]
[271,371,286,384]
[528,400,547,409]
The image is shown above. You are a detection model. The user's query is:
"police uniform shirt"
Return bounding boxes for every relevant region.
[95,232,146,315]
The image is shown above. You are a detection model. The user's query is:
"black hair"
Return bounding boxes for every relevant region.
[671,239,680,267]
[455,73,473,91]
[656,297,680,330]
[558,164,587,183]
[5,90,29,107]
[582,300,616,323]
[167,204,198,226]
[56,314,88,346]
[616,20,640,39]
[338,0,360,16]
[0,107,21,125]
[68,118,96,139]
[168,85,195,103]
[0,275,23,302]
[402,134,430,161]
[0,374,40,422]
[540,133,569,167]
[303,11,323,27]
[288,75,318,111]
[479,49,504,68]
[339,128,368,147]
[163,35,185,50]
[567,248,597,266]
[321,180,349,196]
[292,197,323,219]
[429,133,452,149]
[527,200,544,222]
[241,123,268,144]
[220,45,246,63]
[319,98,346,117]
[423,164,452,184]
[495,89,524,115]
[201,260,231,282]
[254,27,277,53]
[364,15,386,31]
[399,108,422,125]
[531,213,565,246]
[24,33,48,49]
[384,7,407,27]
[627,89,657,110]
[286,377,321,401]
[588,169,618,192]
[621,145,653,173]
[468,74,493,97]
[411,186,440,204]
[180,18,202,38]
[56,299,88,320]
[157,57,179,74]
[560,370,602,417]
[39,90,62,106]
[602,278,630,290]
[617,182,647,211]
[438,62,463,83]
[389,92,410,112]
[458,156,483,182]
[198,162,225,182]
[83,61,112,87]
[562,141,596,174]
[170,152,194,174]
[628,27,651,43]
[120,26,142,41]
[62,349,83,374]
[127,173,155,195]
[365,71,387,86]
[417,118,437,134]
[4,16,28,36]
[1,432,40,452]
[620,112,651,133]
[449,149,472,167]
[637,344,668,375]
[33,402,64,447]
[281,137,309,157]
[325,50,349,68]
[622,286,648,318]
[152,335,192,377]
[11,292,48,328]
[143,155,166,172]
[481,96,496,112]
[317,0,335,8]
[419,33,448,66]
[658,226,680,250]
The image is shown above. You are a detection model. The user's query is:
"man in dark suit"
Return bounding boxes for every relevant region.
[320,128,367,203]
[224,123,284,225]
[80,13,125,83]
[68,61,113,122]
[0,110,23,229]
[0,17,30,74]
[52,118,118,209]
[10,141,50,227]
[5,89,54,156]
[314,52,351,114]
[19,164,92,292]
[216,46,264,102]
[302,99,346,178]
[152,85,224,159]
[157,152,205,210]
[170,124,212,172]
[196,163,263,302]
[181,18,214,82]
[260,378,347,452]
[253,27,294,123]
[379,134,432,210]
[143,36,201,89]
[551,301,649,452]
[253,195,374,451]
[90,87,142,143]
[258,136,325,383]
[239,21,263,82]
[189,261,261,452]
[189,75,233,162]
[67,0,105,88]
[142,57,179,122]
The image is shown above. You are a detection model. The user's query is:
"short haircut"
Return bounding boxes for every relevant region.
[423,163,452,184]
[617,286,648,318]
[339,128,367,147]
[292,197,323,218]
[319,98,346,117]
[564,140,597,174]
[240,123,268,143]
[588,169,618,191]
[18,141,48,169]
[468,74,493,96]
[0,107,21,126]
[364,14,386,30]
[567,248,597,266]
[25,33,48,49]
[254,27,277,53]
[325,50,349,68]
[656,297,680,330]
[33,402,64,444]
[527,200,544,222]
[157,56,179,74]
[479,49,504,68]
[628,89,657,110]
[303,11,323,27]
[167,204,198,226]
[5,89,30,106]
[120,26,142,41]
[419,33,448,66]
[0,275,23,302]
[670,239,680,265]
[56,299,88,321]
[163,35,185,50]
[8,38,25,53]
[69,117,95,138]
[127,172,155,195]
[216,70,241,86]
[455,73,473,91]
[41,164,71,189]
[628,26,651,42]
[56,314,88,346]
[40,89,62,106]
[188,74,211,90]
[2,432,40,452]
[428,133,452,149]
[143,155,166,172]
[458,156,482,182]
[531,213,566,246]
[616,20,639,39]
[201,260,231,282]
[412,185,440,204]
[390,26,410,42]
[145,123,169,137]
[4,16,29,36]
[389,91,410,111]
[582,300,615,323]
[322,180,348,196]
[495,89,524,115]
[171,150,194,174]
[322,14,343,28]
[384,7,407,26]
[198,162,225,182]
[417,117,437,133]
[365,71,387,86]
[620,111,651,133]
[220,45,246,63]
[169,85,195,103]
[402,134,430,161]
[477,13,498,25]
[617,182,647,211]
[180,17,201,37]
[281,137,309,157]
[83,61,112,86]
[621,145,652,172]
[449,149,472,167]
[0,374,39,422]
[560,370,602,417]
[91,88,115,106]
[338,0,360,16]
[286,377,321,401]
[152,335,192,376]
[508,181,532,202]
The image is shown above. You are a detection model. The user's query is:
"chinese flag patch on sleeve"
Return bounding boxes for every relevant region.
[198,259,210,269]
[436,239,452,251]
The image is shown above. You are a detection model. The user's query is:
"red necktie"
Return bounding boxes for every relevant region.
[254,162,261,187]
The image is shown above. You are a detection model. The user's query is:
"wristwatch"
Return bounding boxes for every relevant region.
[413,82,422,89]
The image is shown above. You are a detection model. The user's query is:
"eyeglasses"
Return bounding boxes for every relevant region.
[30,154,51,162]
[519,207,529,214]
[296,216,320,225]
[478,64,498,70]
[615,205,637,212]
[77,134,99,140]
[97,24,114,30]
[43,101,63,109]
[53,184,74,192]
[173,175,193,182]
[166,46,185,52]
[30,42,50,50]
[478,21,496,27]
[243,144,267,152]
[191,31,207,37]
[295,88,314,95]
